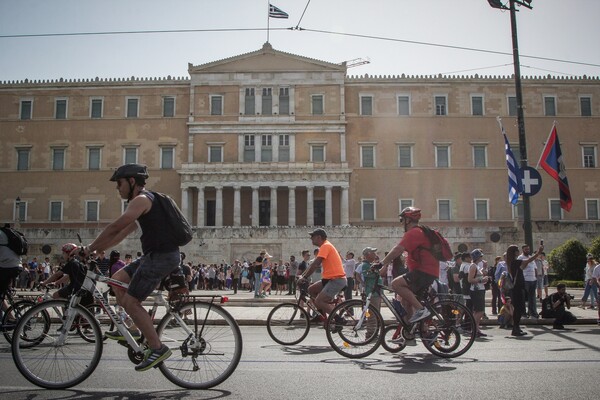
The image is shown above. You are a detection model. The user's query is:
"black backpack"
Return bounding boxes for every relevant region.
[151,191,193,247]
[418,225,453,261]
[541,296,554,318]
[0,226,28,255]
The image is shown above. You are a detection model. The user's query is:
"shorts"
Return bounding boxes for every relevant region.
[403,270,436,296]
[470,290,486,312]
[122,251,181,301]
[536,275,548,290]
[0,267,21,293]
[321,277,347,298]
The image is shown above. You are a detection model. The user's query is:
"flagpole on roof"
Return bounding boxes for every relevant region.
[267,1,270,43]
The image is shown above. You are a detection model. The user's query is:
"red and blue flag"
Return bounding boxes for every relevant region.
[538,125,572,211]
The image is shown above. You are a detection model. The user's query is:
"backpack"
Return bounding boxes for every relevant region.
[151,191,193,247]
[0,226,28,255]
[418,225,453,261]
[458,264,471,294]
[541,296,554,318]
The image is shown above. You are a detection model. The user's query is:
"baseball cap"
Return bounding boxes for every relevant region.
[362,247,377,256]
[470,249,484,260]
[309,228,327,238]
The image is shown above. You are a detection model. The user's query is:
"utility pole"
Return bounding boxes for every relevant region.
[490,0,534,247]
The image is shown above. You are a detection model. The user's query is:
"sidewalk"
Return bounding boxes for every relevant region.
[15,287,599,327]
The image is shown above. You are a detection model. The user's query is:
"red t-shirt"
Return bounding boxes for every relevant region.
[399,226,439,278]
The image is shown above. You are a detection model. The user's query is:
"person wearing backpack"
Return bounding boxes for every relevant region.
[75,163,182,371]
[1,225,23,313]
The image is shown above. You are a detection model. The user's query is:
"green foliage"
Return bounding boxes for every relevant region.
[548,238,588,281]
[588,236,600,260]
[548,280,584,289]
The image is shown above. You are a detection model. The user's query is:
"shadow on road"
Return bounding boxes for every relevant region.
[2,388,231,400]
[321,353,476,374]
[261,343,334,355]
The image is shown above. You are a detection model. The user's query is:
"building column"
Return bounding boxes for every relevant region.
[215,185,223,227]
[270,186,278,226]
[181,187,190,222]
[252,186,259,227]
[197,185,205,227]
[306,186,314,226]
[325,185,333,226]
[288,186,296,227]
[341,185,349,225]
[233,185,241,226]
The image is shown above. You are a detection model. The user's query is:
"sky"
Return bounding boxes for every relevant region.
[1,0,599,81]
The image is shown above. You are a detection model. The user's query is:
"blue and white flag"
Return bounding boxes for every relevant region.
[497,117,522,205]
[269,4,289,19]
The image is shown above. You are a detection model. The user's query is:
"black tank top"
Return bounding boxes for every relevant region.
[138,191,178,254]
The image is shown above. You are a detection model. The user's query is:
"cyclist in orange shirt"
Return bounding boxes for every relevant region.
[298,229,347,320]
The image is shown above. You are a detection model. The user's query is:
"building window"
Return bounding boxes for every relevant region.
[438,199,451,220]
[582,146,596,168]
[210,95,222,116]
[397,95,410,116]
[163,96,175,117]
[512,200,524,220]
[55,98,67,119]
[244,88,255,115]
[262,88,272,115]
[88,147,101,170]
[360,95,373,116]
[279,87,289,115]
[207,145,223,163]
[580,96,592,116]
[160,146,174,169]
[586,199,599,220]
[510,143,522,165]
[86,201,99,222]
[244,134,255,162]
[17,148,30,170]
[261,135,272,162]
[508,96,517,117]
[279,134,290,162]
[311,144,325,162]
[311,95,324,115]
[398,145,413,168]
[49,201,63,222]
[435,145,450,168]
[126,98,139,118]
[123,147,138,164]
[52,148,65,170]
[473,145,487,168]
[20,100,32,120]
[399,199,413,214]
[544,96,557,116]
[474,199,489,220]
[549,199,562,220]
[434,95,447,116]
[15,199,27,222]
[360,145,375,168]
[471,95,484,116]
[90,98,103,118]
[361,199,376,221]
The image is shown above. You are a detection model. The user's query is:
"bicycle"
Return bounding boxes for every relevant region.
[266,280,344,345]
[11,257,243,389]
[325,279,476,359]
[1,286,50,344]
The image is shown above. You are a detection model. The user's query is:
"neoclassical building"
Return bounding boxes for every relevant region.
[1,43,599,262]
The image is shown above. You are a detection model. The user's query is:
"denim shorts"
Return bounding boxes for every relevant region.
[536,275,548,289]
[321,277,347,298]
[123,250,181,301]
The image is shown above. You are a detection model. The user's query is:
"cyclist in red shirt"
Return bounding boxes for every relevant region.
[378,207,437,323]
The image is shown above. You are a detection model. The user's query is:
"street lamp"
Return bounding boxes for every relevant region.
[489,0,534,248]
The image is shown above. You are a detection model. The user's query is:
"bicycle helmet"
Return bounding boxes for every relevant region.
[61,243,78,254]
[109,163,149,182]
[399,206,421,223]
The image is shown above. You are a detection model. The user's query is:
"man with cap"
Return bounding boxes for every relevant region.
[298,228,346,321]
[468,248,489,337]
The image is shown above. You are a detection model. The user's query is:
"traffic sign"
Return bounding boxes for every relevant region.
[521,166,542,196]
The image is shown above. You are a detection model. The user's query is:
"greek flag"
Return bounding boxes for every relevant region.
[269,4,289,19]
[498,117,522,205]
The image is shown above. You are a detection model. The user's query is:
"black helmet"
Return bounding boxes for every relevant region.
[109,164,149,182]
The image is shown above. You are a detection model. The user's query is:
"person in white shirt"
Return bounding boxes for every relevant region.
[518,244,539,318]
[343,252,357,301]
[439,260,449,286]
[591,261,600,325]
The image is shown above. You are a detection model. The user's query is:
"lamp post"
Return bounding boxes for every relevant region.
[489,0,534,248]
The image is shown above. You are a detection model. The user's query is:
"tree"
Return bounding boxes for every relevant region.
[548,238,588,281]
[588,236,600,261]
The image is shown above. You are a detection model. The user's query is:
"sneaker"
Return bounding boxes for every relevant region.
[310,315,325,324]
[329,316,346,333]
[135,344,172,372]
[105,328,141,341]
[408,308,431,324]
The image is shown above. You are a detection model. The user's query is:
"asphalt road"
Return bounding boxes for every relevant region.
[0,324,599,400]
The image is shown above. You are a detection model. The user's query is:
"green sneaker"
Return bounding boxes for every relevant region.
[105,328,141,341]
[135,344,172,371]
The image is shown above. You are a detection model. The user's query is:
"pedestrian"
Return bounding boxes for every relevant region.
[468,249,489,338]
[343,251,357,301]
[287,255,298,295]
[519,244,539,318]
[581,254,597,309]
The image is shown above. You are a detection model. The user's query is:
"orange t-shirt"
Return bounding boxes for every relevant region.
[318,240,345,279]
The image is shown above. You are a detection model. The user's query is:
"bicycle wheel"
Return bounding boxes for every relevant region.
[266,303,310,345]
[157,302,243,389]
[325,299,383,359]
[2,300,46,344]
[77,304,114,342]
[11,300,103,389]
[419,300,476,358]
[381,325,406,353]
